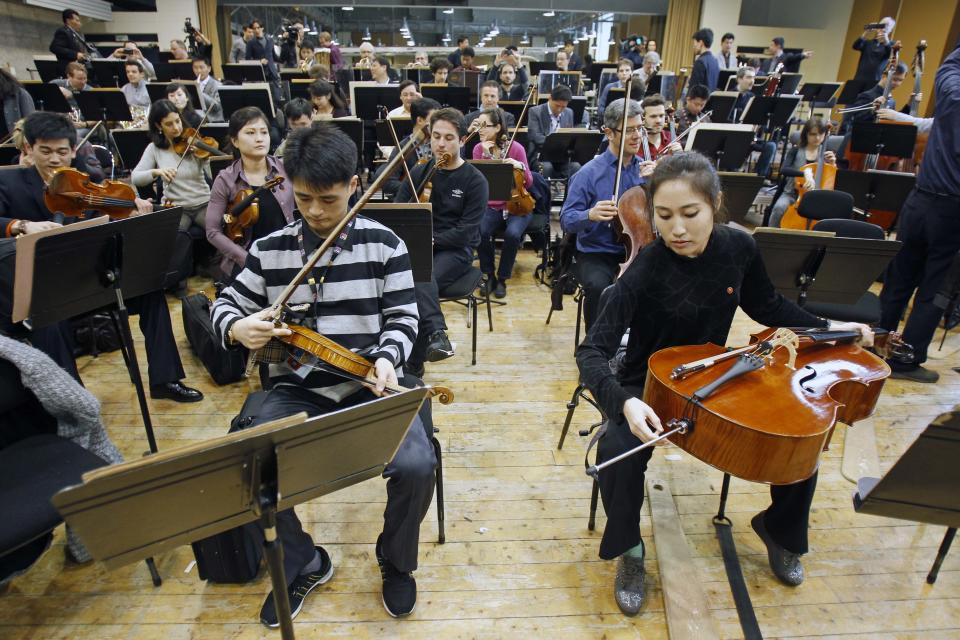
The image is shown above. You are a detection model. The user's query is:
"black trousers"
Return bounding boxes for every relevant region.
[245,380,437,583]
[124,291,186,387]
[596,415,818,560]
[574,250,624,332]
[409,246,474,368]
[879,188,960,366]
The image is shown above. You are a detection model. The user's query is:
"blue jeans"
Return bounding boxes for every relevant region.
[478,208,532,281]
[755,141,776,178]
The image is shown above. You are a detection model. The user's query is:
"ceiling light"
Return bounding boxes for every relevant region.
[543,10,555,17]
[407,39,415,46]
[443,7,454,14]
[362,28,371,41]
[341,5,353,11]
[521,32,530,44]
[442,32,451,43]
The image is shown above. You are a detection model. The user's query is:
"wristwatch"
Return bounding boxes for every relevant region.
[13,220,27,236]
[227,325,237,345]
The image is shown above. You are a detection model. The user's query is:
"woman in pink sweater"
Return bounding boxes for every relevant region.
[471,108,534,299]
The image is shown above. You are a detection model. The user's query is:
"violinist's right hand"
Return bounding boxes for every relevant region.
[639,161,656,178]
[623,397,664,443]
[588,199,618,222]
[22,221,62,235]
[152,167,177,183]
[230,308,292,350]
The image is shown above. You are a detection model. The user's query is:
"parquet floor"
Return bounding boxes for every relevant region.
[1,244,958,639]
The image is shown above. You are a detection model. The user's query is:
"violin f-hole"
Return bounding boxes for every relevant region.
[798,365,818,393]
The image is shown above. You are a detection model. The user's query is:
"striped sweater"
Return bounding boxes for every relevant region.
[212,216,419,402]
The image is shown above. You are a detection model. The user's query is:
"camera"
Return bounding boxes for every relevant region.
[283,22,300,45]
[184,17,197,36]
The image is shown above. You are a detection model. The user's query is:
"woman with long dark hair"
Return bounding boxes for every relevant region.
[0,69,35,139]
[769,116,836,227]
[205,106,295,280]
[165,81,203,128]
[132,99,211,231]
[307,79,348,119]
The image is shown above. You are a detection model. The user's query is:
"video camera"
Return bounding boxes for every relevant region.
[184,17,197,36]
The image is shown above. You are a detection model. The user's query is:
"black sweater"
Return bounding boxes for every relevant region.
[395,160,488,250]
[576,225,828,421]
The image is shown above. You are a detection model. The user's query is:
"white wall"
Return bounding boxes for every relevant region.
[699,0,854,82]
[85,0,200,50]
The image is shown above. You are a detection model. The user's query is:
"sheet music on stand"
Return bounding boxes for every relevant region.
[686,123,755,171]
[75,88,133,123]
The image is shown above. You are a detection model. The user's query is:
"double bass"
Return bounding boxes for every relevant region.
[899,40,928,173]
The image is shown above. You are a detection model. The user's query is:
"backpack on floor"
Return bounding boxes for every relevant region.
[181,292,246,385]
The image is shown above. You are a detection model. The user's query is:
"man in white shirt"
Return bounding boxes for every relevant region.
[371,56,394,85]
[718,33,737,70]
[109,42,156,79]
[192,57,223,122]
[120,60,150,111]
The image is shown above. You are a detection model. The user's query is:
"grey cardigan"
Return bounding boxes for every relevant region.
[2,88,35,135]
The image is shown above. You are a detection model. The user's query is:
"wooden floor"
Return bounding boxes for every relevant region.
[2,245,959,639]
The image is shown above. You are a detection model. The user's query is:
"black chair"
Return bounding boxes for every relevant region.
[803,218,886,323]
[438,266,493,366]
[0,359,108,583]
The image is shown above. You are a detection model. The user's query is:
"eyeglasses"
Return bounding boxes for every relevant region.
[610,126,644,136]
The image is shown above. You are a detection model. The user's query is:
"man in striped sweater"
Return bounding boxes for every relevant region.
[212,123,437,625]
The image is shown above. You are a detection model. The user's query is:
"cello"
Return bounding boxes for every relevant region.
[778,121,837,230]
[588,326,912,484]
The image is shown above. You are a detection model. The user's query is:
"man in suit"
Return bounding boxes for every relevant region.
[718,32,738,71]
[690,28,720,91]
[192,57,223,122]
[0,112,203,402]
[564,40,583,71]
[763,37,812,74]
[528,84,582,180]
[464,81,516,132]
[246,19,280,82]
[729,66,777,178]
[49,9,97,77]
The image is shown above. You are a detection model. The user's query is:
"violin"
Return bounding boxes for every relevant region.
[589,327,912,484]
[172,127,220,159]
[610,76,655,278]
[281,324,453,405]
[224,176,285,244]
[415,152,451,204]
[503,84,537,216]
[44,167,141,220]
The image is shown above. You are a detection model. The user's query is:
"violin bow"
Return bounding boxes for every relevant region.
[612,75,634,200]
[506,83,537,152]
[245,126,430,374]
[672,109,713,145]
[386,116,418,198]
[76,119,103,149]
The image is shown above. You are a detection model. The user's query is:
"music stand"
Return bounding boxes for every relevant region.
[210,155,235,181]
[836,79,874,105]
[153,61,196,82]
[589,62,619,88]
[529,60,556,76]
[704,91,739,124]
[52,389,430,640]
[849,121,917,159]
[90,60,127,88]
[777,73,803,95]
[199,123,230,148]
[0,145,18,166]
[740,95,801,138]
[449,70,482,107]
[537,96,587,126]
[279,69,310,83]
[32,58,62,83]
[498,101,528,127]
[718,172,765,226]
[12,208,183,454]
[419,85,470,112]
[218,85,275,120]
[75,89,133,123]
[752,227,901,306]
[328,118,364,172]
[375,118,413,147]
[287,78,316,101]
[401,67,433,85]
[687,124,755,171]
[110,128,150,171]
[146,81,201,109]
[717,69,737,93]
[835,169,916,228]
[538,71,582,96]
[799,82,842,105]
[540,130,603,167]
[468,160,515,201]
[853,407,960,584]
[221,62,268,84]
[357,203,434,282]
[351,84,401,119]
[22,81,73,113]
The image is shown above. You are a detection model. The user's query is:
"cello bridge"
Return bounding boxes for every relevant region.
[764,328,799,370]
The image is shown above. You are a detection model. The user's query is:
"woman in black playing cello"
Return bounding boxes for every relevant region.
[576,151,872,617]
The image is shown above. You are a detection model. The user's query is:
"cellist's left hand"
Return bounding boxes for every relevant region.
[666,141,683,155]
[134,198,153,215]
[828,321,875,348]
[368,357,398,397]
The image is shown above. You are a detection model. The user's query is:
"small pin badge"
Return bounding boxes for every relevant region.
[726,286,734,294]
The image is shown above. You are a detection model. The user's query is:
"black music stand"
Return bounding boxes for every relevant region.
[837,79,874,105]
[358,203,434,282]
[0,145,18,166]
[752,227,901,306]
[13,208,182,452]
[375,118,413,147]
[279,69,310,83]
[22,81,73,113]
[32,58,62,83]
[538,71,582,96]
[468,160,515,201]
[540,130,603,167]
[449,70,482,107]
[589,62,619,88]
[199,123,230,147]
[776,73,803,95]
[835,169,916,228]
[110,129,150,171]
[75,89,133,123]
[146,81,201,109]
[218,86,275,120]
[499,101,528,127]
[529,60,556,76]
[90,60,127,88]
[52,389,430,640]
[704,91,738,124]
[210,155,234,181]
[350,68,373,82]
[740,94,801,138]
[153,61,195,82]
[849,121,917,159]
[799,82,842,105]
[717,69,737,93]
[401,67,433,85]
[718,172,765,226]
[288,78,324,101]
[328,119,364,172]
[853,407,960,584]
[537,96,587,126]
[352,85,402,119]
[221,62,268,84]
[687,124,755,171]
[419,85,470,112]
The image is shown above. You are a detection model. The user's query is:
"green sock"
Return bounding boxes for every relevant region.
[624,541,645,559]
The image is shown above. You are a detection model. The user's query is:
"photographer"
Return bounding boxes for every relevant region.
[108,41,156,79]
[180,18,213,60]
[485,46,529,87]
[279,21,304,69]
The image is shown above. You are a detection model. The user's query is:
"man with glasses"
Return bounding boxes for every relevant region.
[560,98,655,330]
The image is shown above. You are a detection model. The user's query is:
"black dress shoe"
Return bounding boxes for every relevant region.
[751,511,804,586]
[150,381,204,403]
[493,279,507,299]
